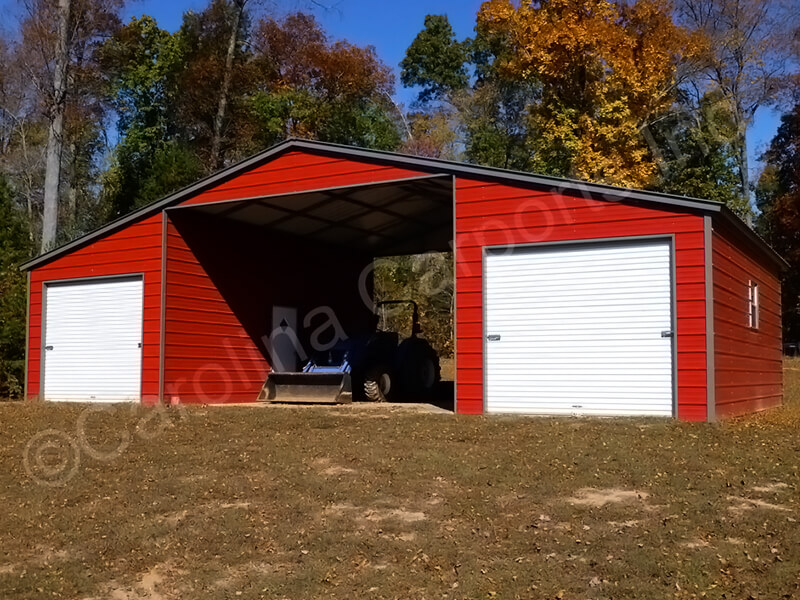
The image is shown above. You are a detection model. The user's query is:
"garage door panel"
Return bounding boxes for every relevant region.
[43,277,143,402]
[485,240,674,416]
[486,277,670,292]
[488,245,668,261]
[486,405,671,416]
[484,292,672,305]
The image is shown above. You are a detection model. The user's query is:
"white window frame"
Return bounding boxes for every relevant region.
[748,280,760,330]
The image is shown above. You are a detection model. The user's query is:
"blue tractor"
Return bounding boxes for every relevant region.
[261,300,440,403]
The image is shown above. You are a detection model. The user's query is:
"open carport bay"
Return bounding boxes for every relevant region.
[162,175,455,405]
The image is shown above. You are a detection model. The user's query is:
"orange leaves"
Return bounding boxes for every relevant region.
[252,14,394,101]
[477,0,700,187]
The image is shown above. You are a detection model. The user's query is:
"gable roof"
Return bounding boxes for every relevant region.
[20,138,786,270]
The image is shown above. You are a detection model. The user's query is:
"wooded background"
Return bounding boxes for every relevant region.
[1,0,799,397]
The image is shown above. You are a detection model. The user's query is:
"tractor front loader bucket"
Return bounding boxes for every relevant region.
[258,371,353,404]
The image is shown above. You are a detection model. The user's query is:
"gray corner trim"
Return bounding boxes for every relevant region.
[158,212,168,404]
[481,235,677,418]
[704,215,716,422]
[452,176,458,414]
[24,271,31,401]
[21,138,783,273]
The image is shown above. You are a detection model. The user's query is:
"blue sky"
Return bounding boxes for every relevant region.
[0,0,783,175]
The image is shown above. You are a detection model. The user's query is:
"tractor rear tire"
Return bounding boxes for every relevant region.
[397,338,441,399]
[364,368,392,402]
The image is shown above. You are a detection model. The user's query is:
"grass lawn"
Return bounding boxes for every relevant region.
[1,366,799,599]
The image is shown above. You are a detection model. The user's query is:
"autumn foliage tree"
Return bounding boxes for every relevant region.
[97,9,401,215]
[477,0,702,187]
[172,0,256,169]
[248,13,401,150]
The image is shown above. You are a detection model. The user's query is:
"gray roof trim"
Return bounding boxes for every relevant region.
[20,140,300,270]
[715,204,788,270]
[289,139,728,213]
[20,137,786,270]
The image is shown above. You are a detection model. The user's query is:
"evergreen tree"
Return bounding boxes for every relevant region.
[0,177,32,398]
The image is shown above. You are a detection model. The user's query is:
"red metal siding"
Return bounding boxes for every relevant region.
[27,215,163,403]
[163,217,268,403]
[33,147,766,421]
[454,179,709,420]
[712,222,782,418]
[163,210,373,404]
[160,151,409,403]
[181,151,423,206]
[26,150,424,403]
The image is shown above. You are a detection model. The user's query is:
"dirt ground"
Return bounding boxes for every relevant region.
[1,363,799,599]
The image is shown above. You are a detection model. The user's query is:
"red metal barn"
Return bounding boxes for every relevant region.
[21,140,785,421]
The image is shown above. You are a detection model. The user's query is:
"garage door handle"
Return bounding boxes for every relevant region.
[45,345,53,351]
[487,335,501,341]
[661,330,673,338]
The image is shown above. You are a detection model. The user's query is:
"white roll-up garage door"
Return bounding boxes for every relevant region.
[484,240,674,416]
[43,277,144,402]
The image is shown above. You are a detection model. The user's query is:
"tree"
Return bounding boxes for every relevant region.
[399,14,539,168]
[39,0,71,253]
[459,18,540,171]
[756,104,800,338]
[477,0,702,188]
[211,0,251,169]
[172,0,258,169]
[0,33,47,238]
[402,109,459,158]
[99,15,203,216]
[248,13,401,150]
[18,0,125,251]
[676,0,798,201]
[0,176,32,398]
[647,91,749,217]
[400,14,469,105]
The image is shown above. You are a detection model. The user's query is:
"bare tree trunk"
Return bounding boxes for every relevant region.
[211,0,245,171]
[66,141,78,233]
[40,0,71,253]
[735,116,750,205]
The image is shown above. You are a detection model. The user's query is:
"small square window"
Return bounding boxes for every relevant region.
[748,280,759,330]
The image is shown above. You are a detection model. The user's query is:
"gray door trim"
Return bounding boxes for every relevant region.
[481,234,678,417]
[704,215,716,422]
